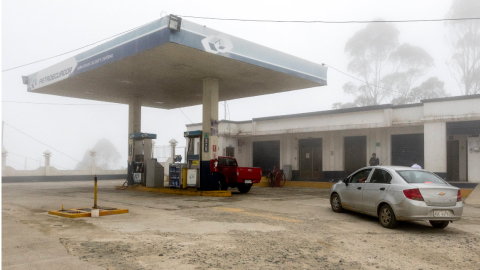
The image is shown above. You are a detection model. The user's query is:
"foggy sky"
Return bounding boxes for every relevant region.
[1,0,473,170]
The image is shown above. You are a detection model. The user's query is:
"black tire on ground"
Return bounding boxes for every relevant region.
[429,220,449,229]
[218,176,228,191]
[330,193,344,213]
[238,184,252,193]
[378,204,398,229]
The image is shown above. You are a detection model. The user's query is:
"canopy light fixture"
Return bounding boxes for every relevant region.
[169,15,182,32]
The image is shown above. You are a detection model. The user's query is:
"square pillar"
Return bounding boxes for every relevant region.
[127,95,142,185]
[200,78,219,190]
[202,78,219,161]
[424,122,447,178]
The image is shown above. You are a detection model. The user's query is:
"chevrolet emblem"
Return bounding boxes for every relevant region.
[438,192,446,196]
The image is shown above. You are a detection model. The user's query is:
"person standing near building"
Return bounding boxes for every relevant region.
[369,153,380,166]
[411,158,422,169]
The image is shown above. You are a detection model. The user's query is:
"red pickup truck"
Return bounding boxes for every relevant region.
[211,156,262,193]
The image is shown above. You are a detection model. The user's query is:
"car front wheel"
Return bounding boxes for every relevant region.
[429,220,449,229]
[379,204,398,229]
[330,193,343,213]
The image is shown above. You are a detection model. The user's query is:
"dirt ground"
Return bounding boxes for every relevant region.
[3,180,480,270]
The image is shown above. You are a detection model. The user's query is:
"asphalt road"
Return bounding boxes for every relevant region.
[3,180,480,270]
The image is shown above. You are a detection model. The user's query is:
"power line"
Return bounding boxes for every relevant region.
[2,18,163,72]
[5,158,35,170]
[3,15,479,73]
[3,122,89,167]
[8,151,70,170]
[178,15,480,24]
[2,101,122,106]
[178,108,193,123]
[322,63,402,94]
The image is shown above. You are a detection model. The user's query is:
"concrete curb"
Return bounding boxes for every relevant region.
[115,185,231,197]
[48,207,129,218]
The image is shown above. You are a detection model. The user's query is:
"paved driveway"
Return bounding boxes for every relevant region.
[3,180,480,269]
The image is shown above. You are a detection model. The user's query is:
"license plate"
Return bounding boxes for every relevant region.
[433,210,449,217]
[245,180,252,184]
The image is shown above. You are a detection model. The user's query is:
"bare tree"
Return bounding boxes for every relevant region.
[340,22,448,107]
[343,21,399,106]
[76,138,122,170]
[391,77,449,104]
[445,0,480,95]
[384,44,435,104]
[331,102,357,110]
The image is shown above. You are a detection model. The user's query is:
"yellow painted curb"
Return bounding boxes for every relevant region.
[48,207,129,218]
[284,181,334,189]
[460,189,473,198]
[115,186,231,197]
[255,181,334,189]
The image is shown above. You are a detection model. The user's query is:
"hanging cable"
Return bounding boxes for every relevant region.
[178,108,194,123]
[8,151,70,170]
[5,158,36,170]
[2,17,164,72]
[3,122,89,167]
[322,63,402,94]
[177,15,480,24]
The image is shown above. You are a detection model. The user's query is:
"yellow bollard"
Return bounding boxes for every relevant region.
[94,174,98,209]
[182,168,187,189]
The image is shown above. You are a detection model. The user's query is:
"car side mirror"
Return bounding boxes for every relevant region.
[343,178,349,186]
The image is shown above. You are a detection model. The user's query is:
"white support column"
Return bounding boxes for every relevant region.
[202,78,219,161]
[128,95,142,161]
[169,139,178,161]
[43,150,51,176]
[424,122,447,176]
[127,96,142,185]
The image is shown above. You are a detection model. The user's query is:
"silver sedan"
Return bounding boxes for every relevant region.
[330,166,463,229]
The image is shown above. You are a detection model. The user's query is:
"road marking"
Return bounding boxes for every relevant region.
[214,207,303,223]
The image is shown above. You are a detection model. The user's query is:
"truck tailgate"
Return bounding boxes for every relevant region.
[237,167,262,182]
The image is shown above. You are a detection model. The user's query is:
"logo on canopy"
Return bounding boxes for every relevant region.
[201,35,233,54]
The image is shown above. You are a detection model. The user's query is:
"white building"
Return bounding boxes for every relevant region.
[186,95,480,183]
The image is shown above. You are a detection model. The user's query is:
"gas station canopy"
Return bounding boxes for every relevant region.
[24,16,327,109]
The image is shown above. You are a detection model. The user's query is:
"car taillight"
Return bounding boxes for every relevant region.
[403,189,424,201]
[457,190,462,202]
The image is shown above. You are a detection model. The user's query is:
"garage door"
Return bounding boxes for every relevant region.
[391,134,424,168]
[253,141,280,175]
[299,138,322,179]
[344,136,367,176]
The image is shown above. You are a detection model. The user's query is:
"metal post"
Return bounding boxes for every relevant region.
[94,174,98,209]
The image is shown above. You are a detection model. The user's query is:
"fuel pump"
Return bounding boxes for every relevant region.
[127,133,156,186]
[184,130,202,188]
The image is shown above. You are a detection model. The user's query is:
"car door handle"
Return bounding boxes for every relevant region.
[379,187,385,191]
[357,187,362,190]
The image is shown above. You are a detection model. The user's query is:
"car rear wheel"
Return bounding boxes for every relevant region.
[238,184,252,193]
[429,220,449,229]
[379,204,398,229]
[330,193,343,213]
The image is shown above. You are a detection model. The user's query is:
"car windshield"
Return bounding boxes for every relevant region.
[218,158,237,166]
[397,170,447,184]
